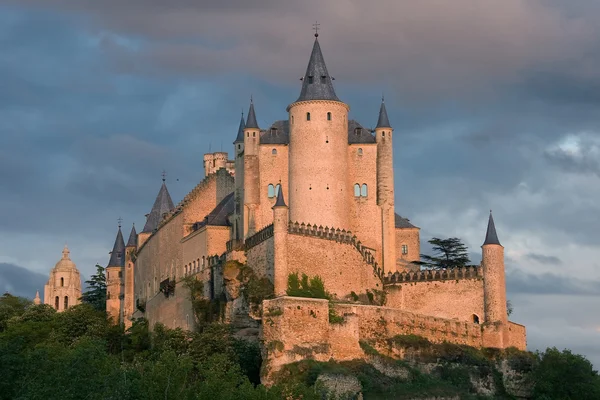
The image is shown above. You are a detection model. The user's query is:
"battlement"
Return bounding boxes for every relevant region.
[288,221,383,281]
[245,224,274,250]
[383,265,483,285]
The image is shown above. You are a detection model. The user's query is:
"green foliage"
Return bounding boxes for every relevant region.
[286,272,331,299]
[184,277,224,329]
[507,299,513,316]
[0,293,31,332]
[80,264,107,312]
[328,303,344,324]
[419,237,471,269]
[350,291,359,301]
[389,334,432,349]
[533,347,600,400]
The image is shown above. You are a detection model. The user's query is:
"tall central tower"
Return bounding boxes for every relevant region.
[287,34,350,229]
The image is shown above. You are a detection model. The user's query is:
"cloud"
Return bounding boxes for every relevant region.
[0,263,47,299]
[507,269,600,296]
[544,132,600,177]
[525,253,562,265]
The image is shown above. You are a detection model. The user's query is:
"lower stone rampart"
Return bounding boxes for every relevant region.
[261,296,526,382]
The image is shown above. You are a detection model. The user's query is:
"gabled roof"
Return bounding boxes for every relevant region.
[246,100,259,129]
[296,37,340,103]
[395,213,418,229]
[261,120,290,145]
[192,192,235,230]
[126,224,137,247]
[107,227,125,268]
[483,211,501,246]
[348,120,376,144]
[142,182,175,233]
[376,99,391,128]
[234,113,245,143]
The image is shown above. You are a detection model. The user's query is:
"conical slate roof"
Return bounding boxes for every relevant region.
[108,227,126,267]
[142,182,175,233]
[234,112,245,143]
[376,99,391,128]
[273,186,287,207]
[246,100,259,129]
[483,211,501,246]
[126,224,137,247]
[296,37,340,103]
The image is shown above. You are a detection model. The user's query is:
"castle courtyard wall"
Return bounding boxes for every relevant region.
[395,227,420,271]
[385,277,485,324]
[256,144,289,232]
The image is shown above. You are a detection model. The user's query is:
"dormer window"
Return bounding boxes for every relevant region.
[271,127,278,135]
[355,127,362,136]
[307,76,314,84]
[321,76,327,83]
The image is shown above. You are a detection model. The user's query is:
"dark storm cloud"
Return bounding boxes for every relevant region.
[0,263,47,298]
[507,269,600,296]
[525,253,562,265]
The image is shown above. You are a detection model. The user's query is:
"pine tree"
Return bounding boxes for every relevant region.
[80,264,106,312]
[419,237,471,269]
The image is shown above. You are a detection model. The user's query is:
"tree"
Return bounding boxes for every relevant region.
[80,264,107,312]
[0,293,31,332]
[419,237,471,269]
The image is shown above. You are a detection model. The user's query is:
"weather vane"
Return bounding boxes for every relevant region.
[313,21,320,37]
[162,170,167,182]
[117,216,123,228]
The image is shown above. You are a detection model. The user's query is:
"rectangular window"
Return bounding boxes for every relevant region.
[402,245,408,255]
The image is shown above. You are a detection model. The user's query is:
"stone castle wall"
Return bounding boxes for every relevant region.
[245,226,275,281]
[256,144,289,232]
[395,227,420,270]
[142,280,195,330]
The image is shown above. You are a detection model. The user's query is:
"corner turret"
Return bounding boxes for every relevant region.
[106,222,126,324]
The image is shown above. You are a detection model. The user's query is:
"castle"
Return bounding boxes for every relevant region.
[45,33,527,378]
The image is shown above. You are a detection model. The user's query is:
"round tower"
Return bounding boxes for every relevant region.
[375,98,396,272]
[43,245,82,312]
[272,188,289,296]
[233,112,246,241]
[243,99,261,235]
[288,34,350,229]
[482,211,508,325]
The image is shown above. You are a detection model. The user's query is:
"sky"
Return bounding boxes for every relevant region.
[1,0,599,366]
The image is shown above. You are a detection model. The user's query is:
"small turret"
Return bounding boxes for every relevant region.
[126,224,137,249]
[243,98,261,236]
[272,187,289,296]
[106,222,126,324]
[244,98,260,156]
[482,211,507,324]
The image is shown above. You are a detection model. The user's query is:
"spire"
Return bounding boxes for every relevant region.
[234,111,246,143]
[296,35,340,103]
[61,244,70,260]
[142,180,175,233]
[246,97,259,129]
[126,224,137,247]
[273,185,287,208]
[108,225,126,267]
[376,96,391,128]
[33,290,41,305]
[483,210,501,246]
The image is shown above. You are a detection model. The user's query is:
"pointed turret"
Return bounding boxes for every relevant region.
[296,35,339,102]
[33,290,41,305]
[108,226,126,268]
[234,112,246,143]
[126,224,137,248]
[246,98,259,129]
[376,97,391,128]
[483,211,501,246]
[142,180,175,233]
[273,185,287,208]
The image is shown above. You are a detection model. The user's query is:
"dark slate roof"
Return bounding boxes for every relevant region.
[193,192,235,230]
[107,227,126,267]
[376,100,391,128]
[395,213,418,229]
[234,113,245,143]
[126,224,137,247]
[296,38,340,102]
[348,120,376,144]
[273,185,287,207]
[260,120,290,144]
[483,212,501,245]
[246,100,259,129]
[142,182,175,233]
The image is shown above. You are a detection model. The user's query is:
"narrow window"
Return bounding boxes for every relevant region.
[60,277,64,287]
[202,256,205,266]
[272,148,277,155]
[382,131,386,137]
[308,76,313,84]
[306,112,311,121]
[358,148,363,156]
[118,271,122,278]
[321,76,327,83]
[107,292,111,300]
[268,184,275,198]
[193,261,196,272]
[291,115,294,125]
[327,112,331,121]
[185,265,188,275]
[473,314,480,324]
[238,144,241,150]
[197,258,200,271]
[253,132,256,137]
[55,296,59,310]
[247,132,249,137]
[186,314,190,328]
[402,245,408,255]
[361,184,368,197]
[354,184,360,197]
[64,296,68,309]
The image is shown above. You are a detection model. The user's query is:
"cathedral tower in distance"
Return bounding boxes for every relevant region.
[43,245,82,312]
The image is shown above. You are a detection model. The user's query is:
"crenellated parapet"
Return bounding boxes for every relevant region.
[245,224,274,250]
[384,265,483,285]
[288,221,384,281]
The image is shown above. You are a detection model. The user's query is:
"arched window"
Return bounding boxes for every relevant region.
[473,314,480,324]
[354,184,360,197]
[382,131,386,137]
[55,296,59,310]
[327,112,332,121]
[272,148,277,155]
[185,265,188,275]
[306,112,311,121]
[268,184,275,198]
[252,132,256,137]
[197,258,200,271]
[193,261,196,273]
[60,277,64,287]
[237,144,241,150]
[202,256,205,266]
[358,148,363,156]
[361,184,368,197]
[186,314,190,328]
[402,245,408,255]
[247,132,249,137]
[64,296,68,309]
[291,115,294,125]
